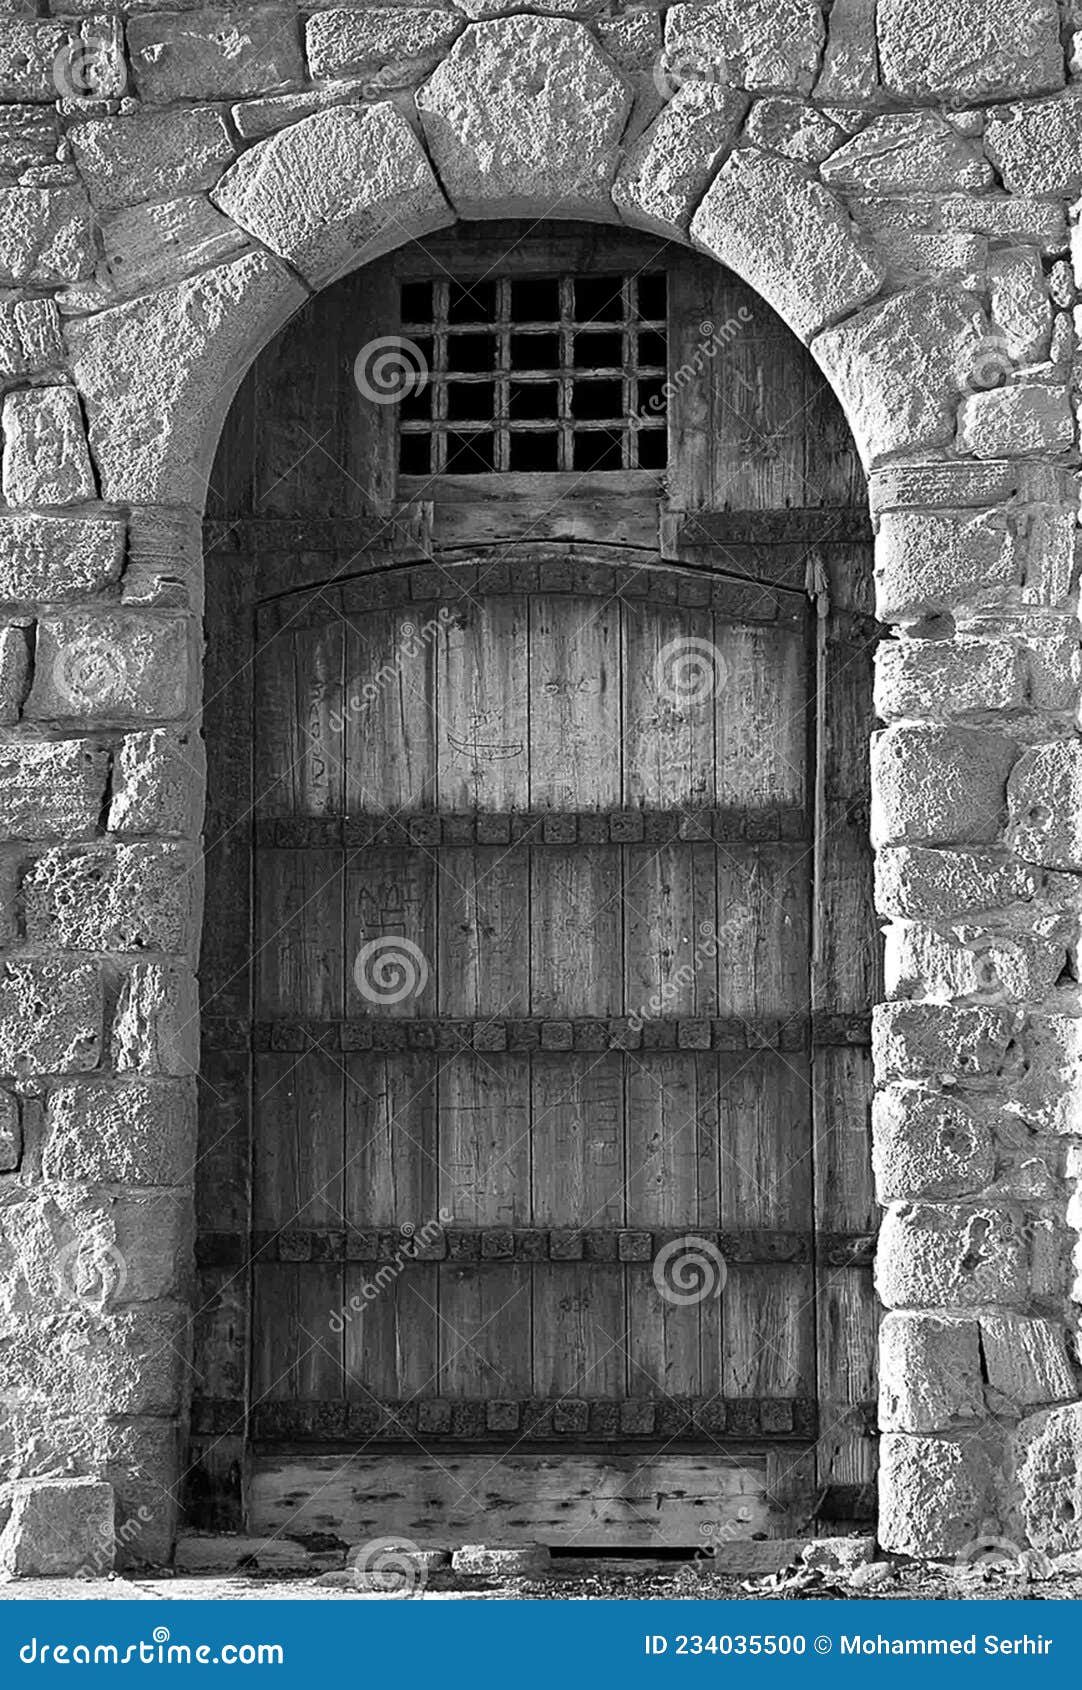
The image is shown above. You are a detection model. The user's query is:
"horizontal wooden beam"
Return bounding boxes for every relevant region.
[252,807,809,850]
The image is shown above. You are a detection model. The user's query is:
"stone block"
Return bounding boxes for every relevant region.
[874,508,1016,624]
[0,739,107,841]
[986,95,1082,196]
[1015,1015,1082,1137]
[451,1543,552,1576]
[871,724,1016,847]
[692,147,883,343]
[0,958,102,1076]
[2,386,95,507]
[875,847,1039,921]
[885,922,1064,1004]
[879,1312,984,1431]
[230,79,376,141]
[813,286,990,465]
[23,841,196,953]
[875,1201,1029,1309]
[877,0,1063,100]
[128,7,305,103]
[613,83,748,238]
[0,1477,113,1578]
[213,103,449,291]
[1013,1404,1082,1555]
[874,638,1024,720]
[1006,742,1082,870]
[958,384,1075,458]
[25,612,190,722]
[69,107,234,212]
[821,113,992,193]
[305,8,462,85]
[0,1087,18,1171]
[872,1085,996,1202]
[0,623,29,724]
[102,195,248,295]
[0,186,94,284]
[80,1302,189,1416]
[879,1433,997,1555]
[43,1079,196,1186]
[664,0,825,93]
[101,1419,178,1570]
[0,297,64,381]
[743,97,843,163]
[0,516,124,604]
[67,250,307,506]
[872,1001,1019,1083]
[0,19,124,103]
[112,961,198,1076]
[988,247,1053,364]
[980,1317,1076,1415]
[109,728,205,837]
[417,17,630,222]
[814,0,877,101]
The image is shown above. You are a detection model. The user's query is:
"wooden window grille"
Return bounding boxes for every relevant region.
[397,270,668,476]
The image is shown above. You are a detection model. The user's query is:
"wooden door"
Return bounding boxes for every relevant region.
[192,227,879,1550]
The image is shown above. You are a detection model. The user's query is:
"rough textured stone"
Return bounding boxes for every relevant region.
[987,247,1053,365]
[25,612,190,723]
[67,251,306,505]
[1,386,95,507]
[957,384,1075,458]
[212,103,450,290]
[101,1419,177,1570]
[664,0,825,94]
[0,1088,19,1173]
[875,847,1040,922]
[0,297,63,381]
[0,959,101,1076]
[102,196,248,294]
[110,729,205,838]
[877,0,1064,100]
[885,922,1064,1004]
[743,97,842,163]
[876,1202,1029,1309]
[813,287,990,464]
[451,1543,552,1576]
[871,724,1017,847]
[1018,1016,1082,1138]
[69,109,234,212]
[305,8,463,85]
[874,638,1024,720]
[112,962,198,1077]
[1006,742,1082,871]
[128,7,305,103]
[417,18,631,221]
[1014,1405,1082,1555]
[0,1477,113,1578]
[879,1433,997,1556]
[814,0,877,101]
[873,1001,1019,1083]
[690,147,884,342]
[43,1080,196,1187]
[229,79,377,141]
[0,186,94,284]
[0,740,107,840]
[24,842,195,953]
[873,1086,996,1202]
[981,1317,1076,1414]
[0,516,123,603]
[0,19,124,104]
[874,508,1016,623]
[0,623,29,724]
[879,1313,984,1431]
[821,113,993,193]
[986,95,1082,197]
[613,82,748,237]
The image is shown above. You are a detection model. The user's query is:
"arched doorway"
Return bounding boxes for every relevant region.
[191,222,881,1550]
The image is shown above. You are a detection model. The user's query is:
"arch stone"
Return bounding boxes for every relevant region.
[0,4,1078,1577]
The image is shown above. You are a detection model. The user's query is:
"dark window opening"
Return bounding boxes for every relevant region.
[398,270,668,475]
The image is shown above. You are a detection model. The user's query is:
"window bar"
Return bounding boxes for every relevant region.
[558,274,575,473]
[495,277,511,474]
[431,278,450,475]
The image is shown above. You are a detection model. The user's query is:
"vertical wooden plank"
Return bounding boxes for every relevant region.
[706,272,808,511]
[721,1264,815,1399]
[344,848,436,1018]
[253,1051,344,1232]
[529,596,622,809]
[439,1056,531,1227]
[664,253,716,513]
[344,608,436,814]
[531,1054,624,1225]
[625,1054,715,1227]
[436,597,530,810]
[715,622,808,810]
[254,849,343,1018]
[624,843,718,1018]
[344,1264,440,1402]
[343,1054,439,1229]
[715,1053,813,1232]
[252,1265,343,1403]
[532,1266,626,1399]
[437,848,530,1019]
[714,844,811,1017]
[531,848,622,1015]
[254,615,344,819]
[622,602,716,807]
[439,1265,533,1397]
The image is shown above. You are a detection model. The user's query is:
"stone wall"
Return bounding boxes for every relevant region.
[0,0,1080,1570]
